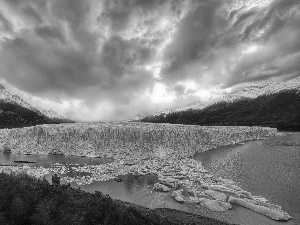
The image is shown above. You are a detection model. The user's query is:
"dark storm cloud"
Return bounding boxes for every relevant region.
[98,0,182,33]
[0,12,12,33]
[1,0,47,23]
[22,4,43,23]
[173,84,186,96]
[0,0,155,105]
[0,0,190,112]
[51,0,89,28]
[237,0,300,42]
[232,8,259,27]
[1,0,300,120]
[0,33,96,96]
[102,36,154,75]
[35,25,66,44]
[0,29,153,106]
[161,0,229,76]
[225,0,300,86]
[159,0,300,89]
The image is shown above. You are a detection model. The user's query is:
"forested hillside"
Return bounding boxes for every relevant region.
[141,90,300,131]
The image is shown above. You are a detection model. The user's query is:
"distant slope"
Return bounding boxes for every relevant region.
[156,101,206,116]
[40,109,74,123]
[140,77,300,131]
[0,84,43,114]
[127,114,146,122]
[0,101,52,129]
[211,76,300,104]
[0,84,74,127]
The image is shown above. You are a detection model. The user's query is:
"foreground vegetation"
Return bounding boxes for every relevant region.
[0,172,229,225]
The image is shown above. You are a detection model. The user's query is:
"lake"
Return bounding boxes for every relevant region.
[194,132,300,225]
[0,132,299,225]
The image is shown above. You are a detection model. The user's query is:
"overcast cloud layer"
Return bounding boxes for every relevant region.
[0,0,299,121]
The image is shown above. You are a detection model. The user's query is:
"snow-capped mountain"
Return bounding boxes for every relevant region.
[0,84,40,113]
[40,109,73,123]
[145,76,300,118]
[0,84,53,128]
[127,114,146,121]
[156,101,206,116]
[138,76,300,131]
[40,109,66,119]
[0,84,73,126]
[214,76,300,104]
[141,86,300,131]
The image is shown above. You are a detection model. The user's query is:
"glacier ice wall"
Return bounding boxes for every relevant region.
[0,122,277,158]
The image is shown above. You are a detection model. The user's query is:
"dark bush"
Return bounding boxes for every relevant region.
[0,173,175,225]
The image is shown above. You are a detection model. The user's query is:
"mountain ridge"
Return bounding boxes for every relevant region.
[139,76,300,131]
[40,109,74,123]
[213,76,300,104]
[0,84,41,114]
[0,100,52,129]
[0,84,74,128]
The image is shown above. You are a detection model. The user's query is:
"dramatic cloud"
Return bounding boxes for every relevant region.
[161,0,300,88]
[0,0,299,121]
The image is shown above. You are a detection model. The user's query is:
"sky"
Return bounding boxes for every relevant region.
[0,0,299,121]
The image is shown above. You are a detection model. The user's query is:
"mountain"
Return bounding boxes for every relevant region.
[140,77,300,131]
[0,84,41,114]
[128,99,206,122]
[0,84,73,128]
[40,109,74,123]
[0,100,53,129]
[212,77,300,103]
[127,114,146,122]
[155,101,206,116]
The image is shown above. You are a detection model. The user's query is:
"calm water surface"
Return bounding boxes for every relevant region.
[194,132,300,224]
[1,132,299,225]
